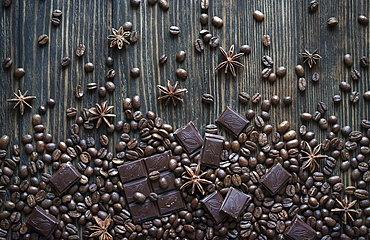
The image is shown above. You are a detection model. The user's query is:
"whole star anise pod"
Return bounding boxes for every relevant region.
[180,163,212,195]
[299,49,322,68]
[215,44,244,77]
[88,101,116,128]
[332,196,359,224]
[7,90,36,115]
[107,26,131,49]
[88,214,113,240]
[300,141,328,172]
[157,80,188,106]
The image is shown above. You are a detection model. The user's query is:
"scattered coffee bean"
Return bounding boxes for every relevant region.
[343,54,353,67]
[351,70,360,80]
[202,94,214,103]
[251,93,262,103]
[276,66,287,77]
[130,68,140,78]
[295,65,305,77]
[262,55,273,67]
[209,37,219,47]
[200,13,209,25]
[238,92,250,103]
[2,58,13,69]
[106,57,114,67]
[75,44,86,57]
[339,82,351,92]
[194,39,204,52]
[360,56,369,67]
[51,17,60,26]
[363,91,370,101]
[298,77,307,91]
[253,10,264,21]
[267,73,277,83]
[240,45,251,55]
[175,68,188,80]
[262,35,271,46]
[158,0,169,10]
[283,96,292,106]
[2,0,12,7]
[61,57,71,67]
[13,68,26,78]
[271,95,280,105]
[130,0,141,7]
[66,108,77,117]
[52,9,62,17]
[261,68,272,78]
[358,15,369,25]
[176,51,186,63]
[169,26,180,35]
[327,17,338,26]
[300,113,312,121]
[309,0,318,11]
[312,72,320,82]
[212,16,223,27]
[46,98,56,107]
[98,87,107,98]
[200,0,209,10]
[84,62,94,72]
[159,54,168,64]
[87,82,97,90]
[106,69,116,80]
[350,91,360,103]
[38,34,49,45]
[332,94,342,102]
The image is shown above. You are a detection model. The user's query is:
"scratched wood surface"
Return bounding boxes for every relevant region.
[0,0,369,229]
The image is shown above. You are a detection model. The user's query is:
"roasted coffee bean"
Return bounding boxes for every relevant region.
[84,62,94,72]
[2,0,12,7]
[267,73,277,83]
[2,58,13,69]
[261,68,272,78]
[130,68,140,78]
[200,13,209,25]
[253,10,264,21]
[75,44,86,57]
[130,0,141,7]
[175,68,188,80]
[66,108,77,117]
[311,72,320,82]
[358,14,369,25]
[209,37,220,47]
[0,135,10,150]
[212,16,223,27]
[361,120,370,129]
[158,0,169,10]
[106,57,114,67]
[61,57,71,67]
[169,26,180,35]
[251,93,262,103]
[202,94,214,103]
[262,55,273,67]
[238,92,250,103]
[200,0,209,10]
[175,51,186,63]
[309,0,318,11]
[295,65,305,77]
[283,96,292,106]
[332,94,341,102]
[133,192,146,203]
[276,66,287,77]
[262,35,271,46]
[298,77,307,91]
[14,68,26,78]
[194,39,204,52]
[87,82,97,90]
[38,34,49,45]
[350,69,361,80]
[51,17,61,25]
[339,82,351,91]
[199,29,210,36]
[360,56,370,67]
[159,54,167,64]
[240,45,251,55]
[350,91,360,103]
[254,116,265,128]
[74,85,84,98]
[327,17,338,26]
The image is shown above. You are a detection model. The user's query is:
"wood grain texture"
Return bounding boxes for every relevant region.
[0,0,369,233]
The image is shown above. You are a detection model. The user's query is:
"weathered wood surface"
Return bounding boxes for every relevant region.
[0,0,369,228]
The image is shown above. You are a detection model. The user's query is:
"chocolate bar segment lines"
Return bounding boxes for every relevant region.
[216,107,249,137]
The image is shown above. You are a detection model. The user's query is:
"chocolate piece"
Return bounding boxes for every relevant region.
[49,162,81,196]
[129,199,160,223]
[260,163,291,195]
[200,191,226,223]
[216,106,249,136]
[26,206,59,238]
[151,171,176,194]
[123,178,151,203]
[157,191,185,215]
[144,150,171,172]
[199,134,224,168]
[220,187,251,219]
[174,121,203,157]
[285,215,316,240]
[118,160,147,183]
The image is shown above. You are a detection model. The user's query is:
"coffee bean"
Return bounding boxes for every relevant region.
[261,68,272,78]
[75,44,86,57]
[202,94,214,103]
[106,57,114,67]
[61,57,71,67]
[133,192,146,203]
[282,96,292,106]
[240,45,251,55]
[209,37,219,47]
[317,102,328,113]
[84,62,94,72]
[130,0,141,7]
[276,66,287,77]
[194,39,204,52]
[295,65,305,77]
[262,55,273,67]
[350,91,360,103]
[0,135,10,150]
[51,17,60,25]
[159,54,167,64]
[130,68,140,78]
[2,58,13,69]
[158,0,169,10]
[332,94,341,102]
[13,68,25,78]
[253,10,264,21]
[312,72,320,82]
[300,113,312,121]
[351,70,361,80]
[360,56,369,67]
[358,15,369,25]
[363,91,370,101]
[169,26,180,35]
[254,116,265,128]
[298,77,307,91]
[339,82,351,92]
[87,82,97,90]
[267,73,277,83]
[200,0,209,10]
[66,108,77,117]
[251,93,262,103]
[309,0,318,11]
[175,51,186,63]
[122,21,133,31]
[200,13,209,25]
[212,16,223,27]
[343,54,353,67]
[262,35,271,46]
[37,34,49,45]
[2,0,12,7]
[52,9,62,17]
[175,68,188,80]
[238,92,250,103]
[327,17,338,26]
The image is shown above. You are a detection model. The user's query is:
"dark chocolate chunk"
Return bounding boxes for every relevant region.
[157,191,185,215]
[174,121,203,157]
[220,187,251,219]
[200,191,226,223]
[26,206,59,238]
[216,107,249,136]
[284,215,316,240]
[123,178,151,203]
[151,171,176,194]
[260,163,291,195]
[49,162,82,196]
[144,150,171,172]
[199,134,224,168]
[129,199,160,223]
[118,160,147,183]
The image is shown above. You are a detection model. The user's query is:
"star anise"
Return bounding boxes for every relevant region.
[7,90,36,115]
[157,80,188,106]
[215,44,244,77]
[88,214,113,240]
[332,196,359,224]
[300,141,328,172]
[88,101,116,128]
[107,26,131,49]
[299,49,322,68]
[180,163,212,195]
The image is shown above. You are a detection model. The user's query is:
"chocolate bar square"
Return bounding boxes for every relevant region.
[151,171,177,194]
[199,134,224,168]
[26,206,59,238]
[260,163,291,195]
[200,191,226,223]
[157,191,185,215]
[284,215,316,240]
[49,162,81,196]
[118,160,147,184]
[129,199,160,223]
[123,178,151,203]
[216,107,249,137]
[220,187,251,219]
[144,150,171,173]
[174,121,203,157]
